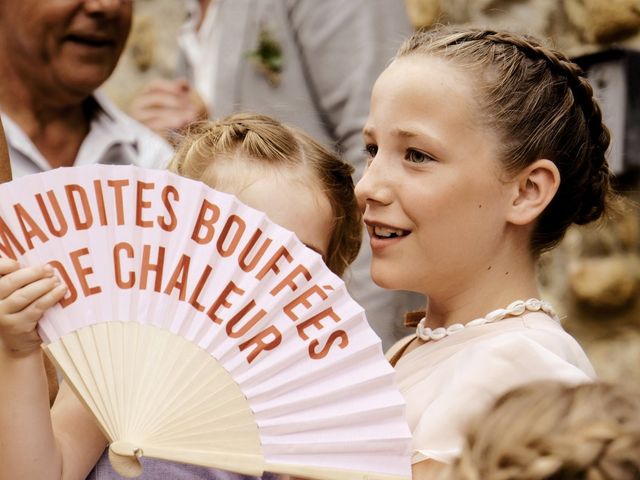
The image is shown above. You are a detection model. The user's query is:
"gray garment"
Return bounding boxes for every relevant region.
[178,0,425,349]
[179,0,410,178]
[87,450,278,480]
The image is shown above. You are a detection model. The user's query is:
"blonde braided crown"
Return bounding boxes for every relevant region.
[398,27,615,254]
[449,382,640,480]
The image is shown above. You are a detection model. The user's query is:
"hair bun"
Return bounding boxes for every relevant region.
[574,161,612,225]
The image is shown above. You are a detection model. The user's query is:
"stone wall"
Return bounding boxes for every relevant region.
[405,0,640,57]
[539,195,640,384]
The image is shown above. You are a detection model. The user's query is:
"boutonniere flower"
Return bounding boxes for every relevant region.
[246,25,283,87]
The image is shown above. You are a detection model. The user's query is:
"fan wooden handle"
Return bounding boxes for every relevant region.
[109,441,144,478]
[0,117,11,183]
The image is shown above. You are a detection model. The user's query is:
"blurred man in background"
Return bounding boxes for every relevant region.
[0,0,172,179]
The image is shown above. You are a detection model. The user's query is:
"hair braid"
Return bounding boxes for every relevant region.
[480,31,613,226]
[447,382,640,480]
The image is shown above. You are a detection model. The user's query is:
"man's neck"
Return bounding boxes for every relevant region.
[26,109,91,169]
[0,67,93,169]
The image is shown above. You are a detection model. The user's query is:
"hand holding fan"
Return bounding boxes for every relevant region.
[0,164,412,480]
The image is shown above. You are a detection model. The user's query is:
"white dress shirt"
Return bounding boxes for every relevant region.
[3,91,173,179]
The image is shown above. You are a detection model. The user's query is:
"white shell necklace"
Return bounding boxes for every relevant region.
[416,298,558,342]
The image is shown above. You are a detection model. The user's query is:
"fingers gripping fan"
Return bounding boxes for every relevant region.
[0,165,412,479]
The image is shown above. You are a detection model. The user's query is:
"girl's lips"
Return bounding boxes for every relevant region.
[364,220,410,238]
[372,225,409,238]
[369,233,406,251]
[364,221,410,252]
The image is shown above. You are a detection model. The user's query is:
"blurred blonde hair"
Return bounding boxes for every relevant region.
[168,113,362,277]
[448,381,640,480]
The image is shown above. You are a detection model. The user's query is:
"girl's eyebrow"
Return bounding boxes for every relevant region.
[363,126,419,139]
[394,129,418,138]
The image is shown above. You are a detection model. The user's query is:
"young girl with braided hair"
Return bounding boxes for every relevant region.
[356,26,616,478]
[448,381,640,480]
[0,113,362,480]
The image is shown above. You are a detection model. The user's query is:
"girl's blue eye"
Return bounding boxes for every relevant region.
[364,144,378,157]
[406,149,432,164]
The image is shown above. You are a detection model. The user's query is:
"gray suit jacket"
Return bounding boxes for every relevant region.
[181,0,412,179]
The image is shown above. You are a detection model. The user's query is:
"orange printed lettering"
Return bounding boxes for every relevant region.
[35,191,68,237]
[270,264,311,296]
[238,229,272,272]
[158,185,179,232]
[191,199,220,244]
[65,184,93,230]
[13,204,48,249]
[163,254,191,300]
[0,216,25,260]
[207,281,244,324]
[49,260,78,308]
[70,248,101,297]
[283,285,328,321]
[238,326,282,363]
[140,244,165,292]
[93,180,108,226]
[188,264,213,312]
[309,330,349,360]
[107,179,130,226]
[255,246,292,281]
[226,301,267,338]
[296,307,341,341]
[217,214,245,257]
[113,242,135,288]
[135,181,155,228]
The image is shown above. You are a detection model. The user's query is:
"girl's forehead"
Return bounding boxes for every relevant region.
[372,60,475,125]
[387,55,457,75]
[208,159,319,198]
[368,56,483,135]
[233,173,333,256]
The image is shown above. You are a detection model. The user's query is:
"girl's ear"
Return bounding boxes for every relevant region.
[507,159,560,226]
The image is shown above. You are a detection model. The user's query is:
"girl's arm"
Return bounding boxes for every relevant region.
[412,459,449,480]
[51,382,109,479]
[0,259,106,480]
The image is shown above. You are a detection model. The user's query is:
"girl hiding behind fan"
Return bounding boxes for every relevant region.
[355,26,617,479]
[0,112,362,480]
[447,381,640,480]
[167,113,362,279]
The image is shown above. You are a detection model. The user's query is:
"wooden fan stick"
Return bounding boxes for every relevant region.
[0,116,59,406]
[0,117,11,183]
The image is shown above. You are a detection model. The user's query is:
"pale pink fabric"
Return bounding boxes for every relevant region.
[389,312,596,464]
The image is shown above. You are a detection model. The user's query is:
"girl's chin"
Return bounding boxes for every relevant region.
[370,269,407,291]
[370,265,427,296]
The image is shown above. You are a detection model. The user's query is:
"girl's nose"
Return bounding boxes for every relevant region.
[355,157,393,208]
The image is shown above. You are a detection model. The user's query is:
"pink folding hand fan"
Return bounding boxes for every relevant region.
[0,164,412,480]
